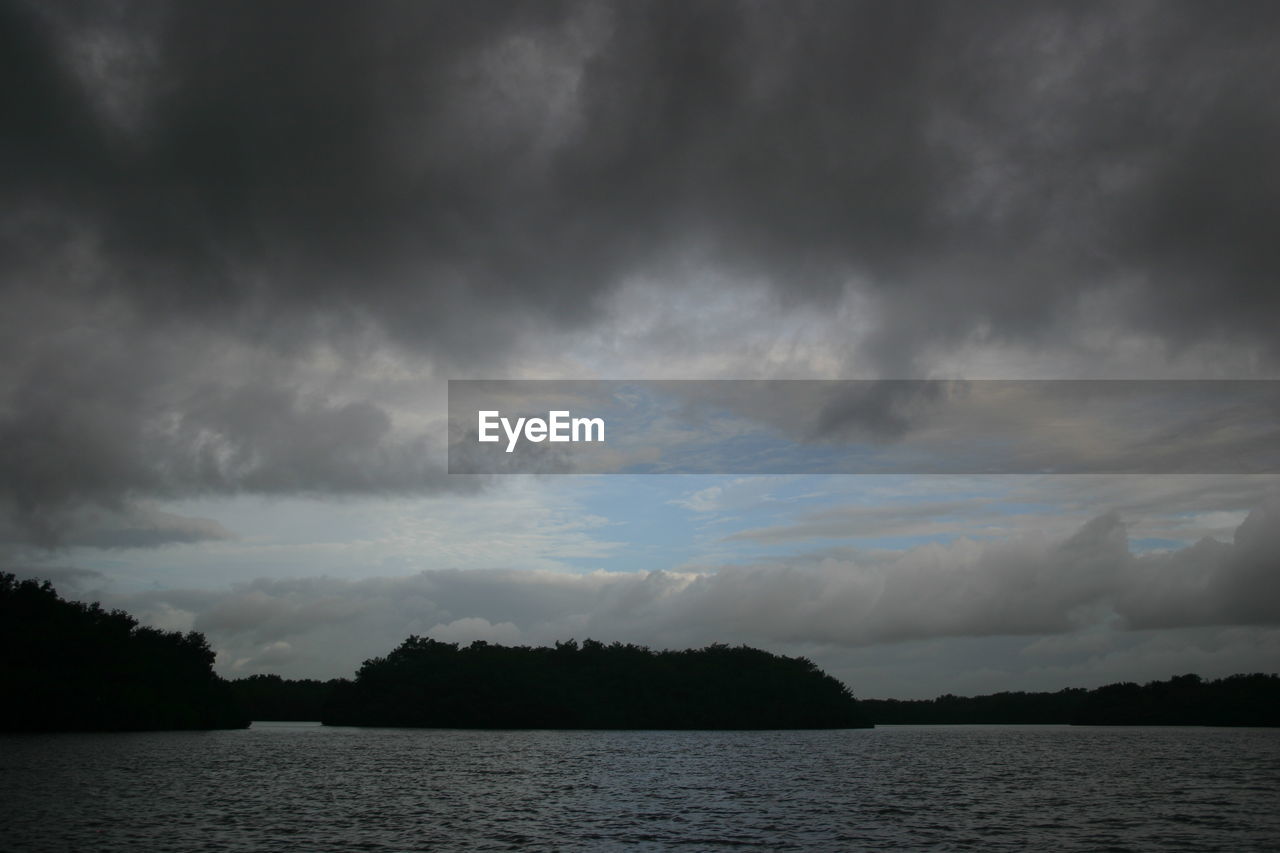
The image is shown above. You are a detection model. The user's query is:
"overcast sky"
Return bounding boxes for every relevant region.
[4,0,1278,698]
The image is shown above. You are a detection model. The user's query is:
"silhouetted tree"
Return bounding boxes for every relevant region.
[0,573,247,731]
[228,674,346,721]
[860,688,1090,724]
[859,673,1280,726]
[322,637,872,729]
[1071,672,1279,726]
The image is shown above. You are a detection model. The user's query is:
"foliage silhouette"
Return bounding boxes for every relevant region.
[228,674,344,721]
[0,573,247,731]
[860,673,1280,726]
[1070,673,1280,726]
[860,688,1090,724]
[9,571,1274,731]
[322,637,873,729]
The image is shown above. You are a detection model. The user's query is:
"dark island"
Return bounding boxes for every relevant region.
[0,573,248,731]
[320,636,873,729]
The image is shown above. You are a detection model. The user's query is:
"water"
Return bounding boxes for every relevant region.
[2,724,1278,851]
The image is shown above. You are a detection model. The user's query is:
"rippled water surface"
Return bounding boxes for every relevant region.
[3,724,1279,851]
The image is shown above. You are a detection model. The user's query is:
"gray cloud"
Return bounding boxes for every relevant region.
[0,333,469,544]
[3,564,104,594]
[727,499,994,544]
[93,501,1280,680]
[52,506,232,549]
[1119,499,1280,630]
[5,1,1280,541]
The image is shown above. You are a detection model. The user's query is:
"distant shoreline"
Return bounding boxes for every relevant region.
[860,673,1279,727]
[6,573,1276,732]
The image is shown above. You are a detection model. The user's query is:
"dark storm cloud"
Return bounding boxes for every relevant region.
[0,314,468,544]
[3,0,604,348]
[9,0,1279,352]
[4,0,1279,540]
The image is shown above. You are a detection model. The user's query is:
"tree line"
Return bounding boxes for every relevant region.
[860,673,1280,726]
[238,666,1280,728]
[1,575,868,731]
[0,573,247,731]
[321,636,873,729]
[5,573,1277,731]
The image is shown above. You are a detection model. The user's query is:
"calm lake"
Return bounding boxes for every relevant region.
[2,724,1278,851]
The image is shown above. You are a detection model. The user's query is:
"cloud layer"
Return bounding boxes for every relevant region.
[95,501,1279,684]
[5,1,1280,543]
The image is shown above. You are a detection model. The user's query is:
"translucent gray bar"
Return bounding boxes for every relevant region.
[447,380,1280,475]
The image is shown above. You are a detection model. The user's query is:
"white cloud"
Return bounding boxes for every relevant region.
[99,502,1280,687]
[427,617,523,645]
[669,485,723,513]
